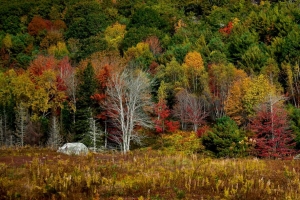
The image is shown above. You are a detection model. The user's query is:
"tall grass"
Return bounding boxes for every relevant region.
[0,147,300,199]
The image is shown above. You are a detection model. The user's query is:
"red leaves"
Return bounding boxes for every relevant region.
[28,16,67,36]
[154,100,179,133]
[29,55,56,77]
[249,102,296,158]
[219,21,233,35]
[28,16,52,36]
[96,64,112,90]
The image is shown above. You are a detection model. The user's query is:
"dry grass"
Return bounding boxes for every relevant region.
[0,147,300,199]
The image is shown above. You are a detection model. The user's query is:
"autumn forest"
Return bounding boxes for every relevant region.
[1,0,300,158]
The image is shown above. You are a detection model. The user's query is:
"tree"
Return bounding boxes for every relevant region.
[173,89,209,132]
[104,69,153,153]
[28,16,52,36]
[88,117,102,152]
[224,77,250,125]
[183,51,206,94]
[75,63,97,142]
[208,63,237,119]
[154,100,179,134]
[104,22,126,51]
[47,115,63,149]
[202,116,247,158]
[283,63,300,108]
[14,104,29,147]
[225,74,278,125]
[249,95,296,159]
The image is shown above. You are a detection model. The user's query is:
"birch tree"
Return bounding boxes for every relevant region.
[89,117,102,152]
[105,70,153,153]
[14,104,28,147]
[47,115,63,149]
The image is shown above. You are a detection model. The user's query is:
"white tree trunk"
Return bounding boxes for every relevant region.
[47,115,63,148]
[89,117,102,152]
[15,104,28,147]
[105,70,153,153]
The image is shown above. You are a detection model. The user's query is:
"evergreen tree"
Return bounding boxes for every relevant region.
[75,63,97,143]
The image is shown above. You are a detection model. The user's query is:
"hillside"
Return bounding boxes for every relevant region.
[0,0,300,158]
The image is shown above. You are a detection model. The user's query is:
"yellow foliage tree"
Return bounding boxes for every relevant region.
[183,51,206,94]
[47,41,70,58]
[125,42,152,59]
[243,74,276,115]
[224,77,251,125]
[11,72,35,109]
[225,74,277,125]
[2,34,12,49]
[104,22,126,50]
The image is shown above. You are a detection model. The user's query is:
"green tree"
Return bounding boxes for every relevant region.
[202,116,247,158]
[75,63,97,143]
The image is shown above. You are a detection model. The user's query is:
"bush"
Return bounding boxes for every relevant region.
[161,131,204,155]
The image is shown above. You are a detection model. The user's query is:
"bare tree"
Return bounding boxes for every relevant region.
[47,115,63,149]
[173,89,209,132]
[14,104,29,147]
[173,90,189,130]
[0,117,3,146]
[104,70,153,153]
[89,117,102,152]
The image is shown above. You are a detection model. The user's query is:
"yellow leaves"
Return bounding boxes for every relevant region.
[182,51,206,94]
[2,34,12,49]
[243,74,276,114]
[104,22,126,50]
[11,72,35,108]
[158,81,167,101]
[47,41,69,58]
[184,51,204,71]
[232,17,240,26]
[225,77,251,125]
[33,70,66,113]
[125,42,151,59]
[226,74,278,124]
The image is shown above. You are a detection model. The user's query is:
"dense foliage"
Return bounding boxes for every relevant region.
[1,0,300,157]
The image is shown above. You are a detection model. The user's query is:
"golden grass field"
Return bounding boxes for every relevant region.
[0,147,300,200]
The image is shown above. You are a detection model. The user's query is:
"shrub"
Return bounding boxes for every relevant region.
[161,131,204,154]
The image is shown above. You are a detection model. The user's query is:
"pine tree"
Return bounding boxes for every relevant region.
[75,63,97,143]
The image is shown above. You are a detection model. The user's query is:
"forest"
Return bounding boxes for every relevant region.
[1,0,300,158]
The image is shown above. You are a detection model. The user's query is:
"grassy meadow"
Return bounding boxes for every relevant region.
[0,147,300,200]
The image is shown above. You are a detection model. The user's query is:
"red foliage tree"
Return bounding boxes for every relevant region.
[28,16,52,36]
[249,97,296,158]
[28,55,56,77]
[154,100,179,133]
